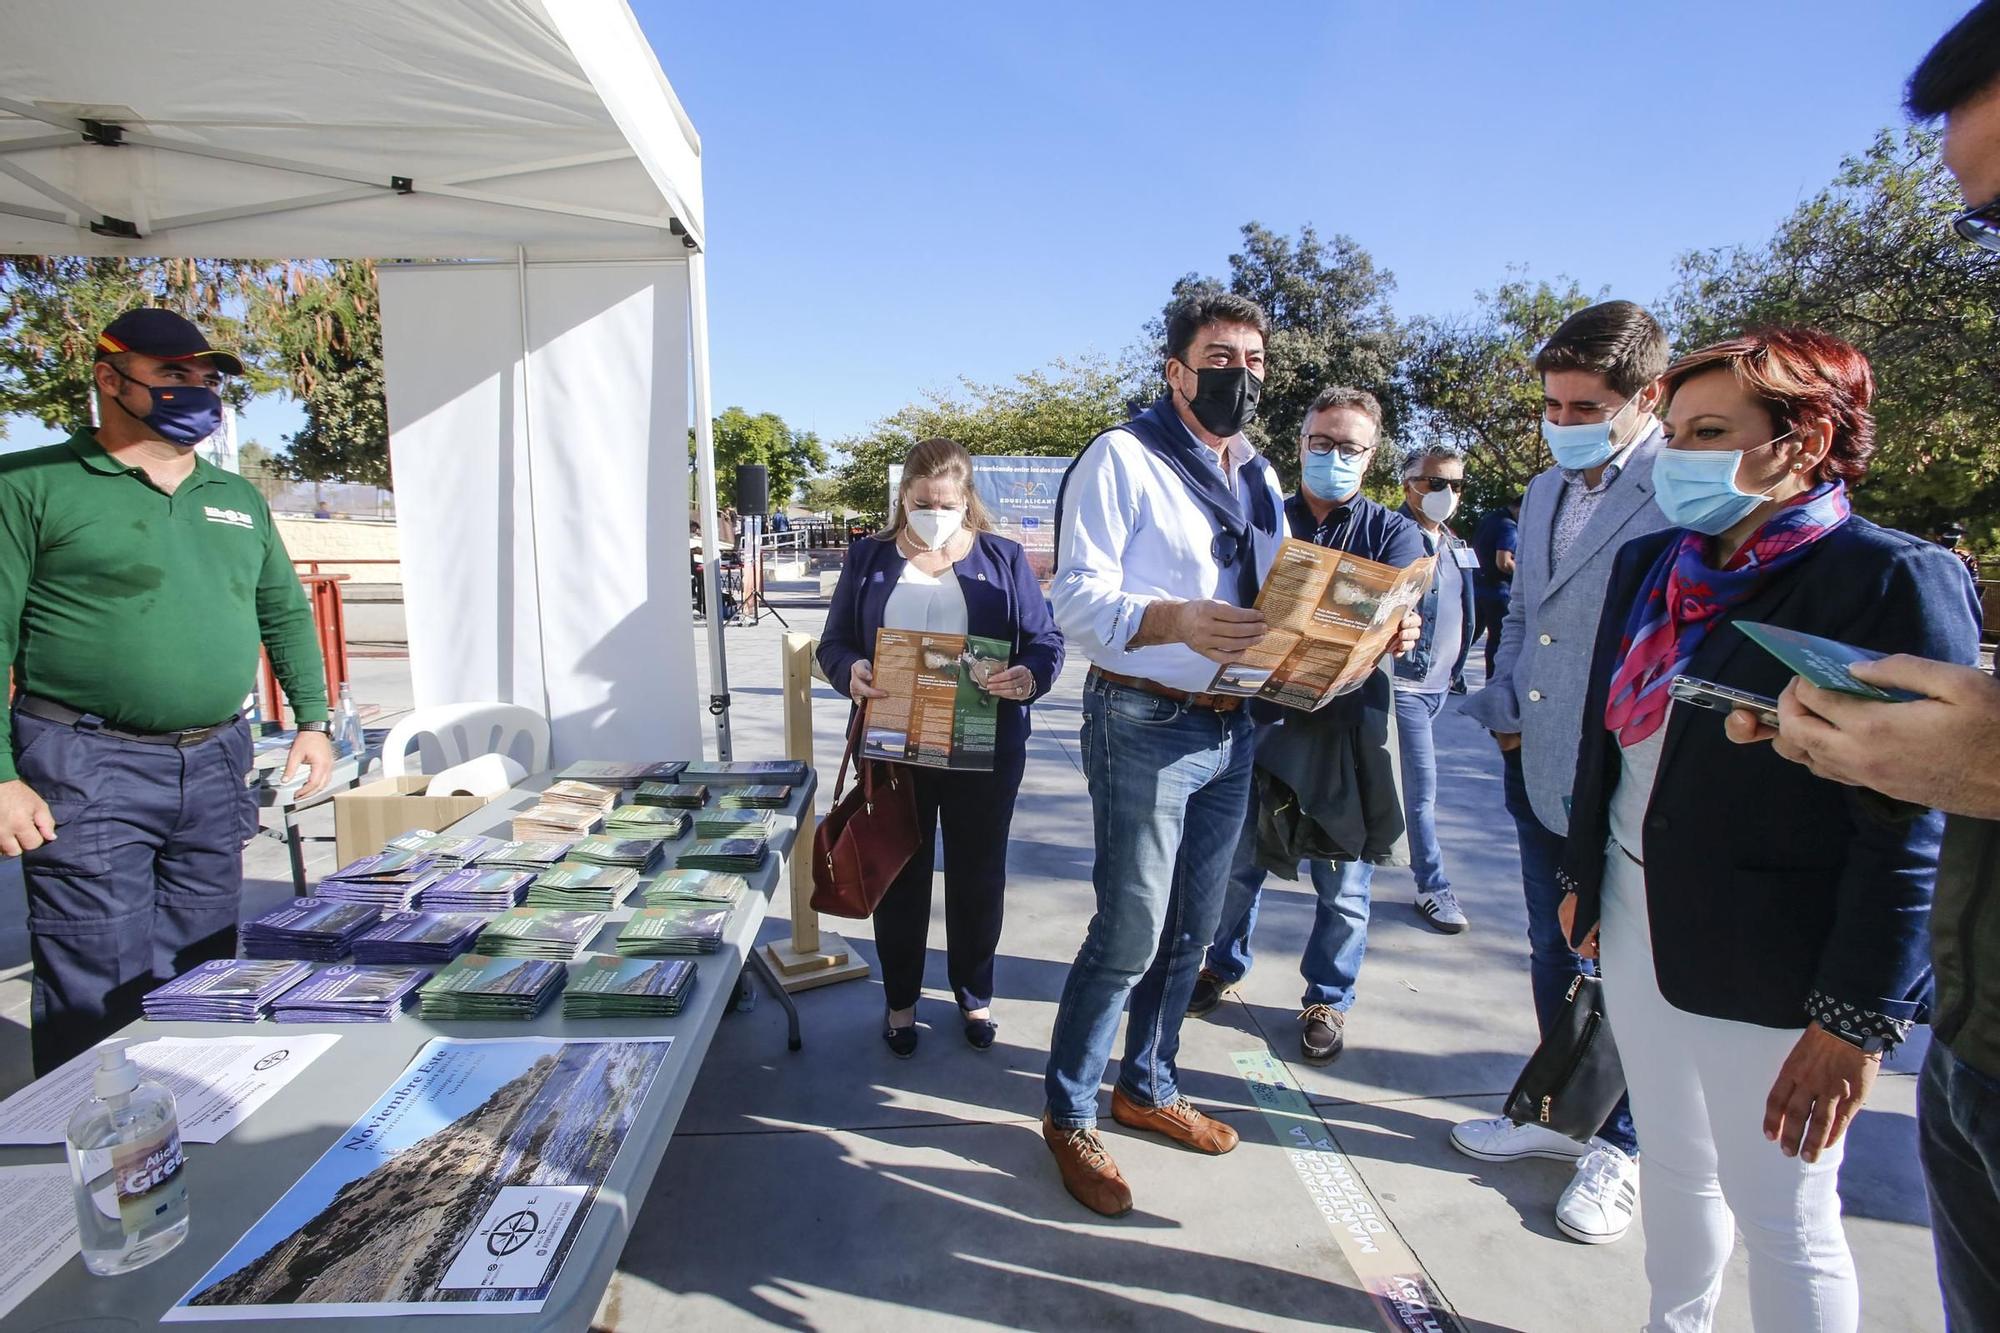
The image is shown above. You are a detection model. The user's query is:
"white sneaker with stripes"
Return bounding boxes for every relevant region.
[1415,888,1469,934]
[1556,1141,1639,1244]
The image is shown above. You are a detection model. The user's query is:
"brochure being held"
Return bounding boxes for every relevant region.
[862,627,1010,770]
[1211,536,1436,709]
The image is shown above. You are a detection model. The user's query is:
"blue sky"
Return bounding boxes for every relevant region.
[9,1,1964,457]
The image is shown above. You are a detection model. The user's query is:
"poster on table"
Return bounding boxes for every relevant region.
[862,627,1005,770]
[887,454,1067,587]
[164,1036,671,1320]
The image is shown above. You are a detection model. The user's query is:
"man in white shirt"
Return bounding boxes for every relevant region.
[1040,293,1285,1217]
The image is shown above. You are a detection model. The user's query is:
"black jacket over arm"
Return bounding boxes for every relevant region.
[1561,516,1983,1030]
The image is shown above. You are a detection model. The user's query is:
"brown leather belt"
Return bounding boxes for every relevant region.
[1088,667,1244,713]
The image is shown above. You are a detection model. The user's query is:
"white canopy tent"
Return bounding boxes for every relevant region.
[0,0,740,762]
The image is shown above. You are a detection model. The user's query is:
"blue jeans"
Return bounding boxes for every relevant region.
[1920,1040,2000,1330]
[1044,676,1254,1129]
[1204,720,1374,1011]
[1394,688,1449,895]
[1503,745,1639,1155]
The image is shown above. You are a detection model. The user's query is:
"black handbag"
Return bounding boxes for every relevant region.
[1503,973,1627,1142]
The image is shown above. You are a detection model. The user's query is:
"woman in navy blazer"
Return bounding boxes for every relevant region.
[1557,330,1981,1331]
[818,438,1064,1057]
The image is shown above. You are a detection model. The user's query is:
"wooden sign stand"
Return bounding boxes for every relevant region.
[760,631,872,991]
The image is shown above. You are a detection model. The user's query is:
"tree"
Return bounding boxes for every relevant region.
[1667,128,2000,545]
[692,407,826,514]
[1141,222,1408,486]
[1405,271,1601,517]
[0,256,269,437]
[243,260,390,486]
[236,441,287,506]
[827,357,1129,515]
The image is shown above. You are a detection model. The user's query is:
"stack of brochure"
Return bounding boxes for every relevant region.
[676,838,769,874]
[142,959,312,1022]
[718,785,792,810]
[645,868,749,907]
[635,782,708,809]
[476,907,606,961]
[603,805,689,840]
[543,780,620,815]
[479,839,573,873]
[386,830,507,866]
[693,809,778,840]
[570,835,668,872]
[269,965,430,1023]
[557,760,687,788]
[525,862,639,912]
[319,850,444,910]
[240,898,381,961]
[352,910,488,965]
[563,955,697,1018]
[511,802,603,842]
[680,759,809,786]
[417,866,535,912]
[616,904,730,956]
[418,954,567,1020]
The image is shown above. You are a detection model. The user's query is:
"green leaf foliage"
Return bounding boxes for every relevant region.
[692,407,827,513]
[1666,128,2000,548]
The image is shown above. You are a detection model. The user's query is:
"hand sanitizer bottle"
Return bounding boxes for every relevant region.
[334,682,365,759]
[65,1043,189,1275]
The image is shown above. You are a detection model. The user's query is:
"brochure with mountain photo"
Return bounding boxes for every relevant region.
[165,1036,672,1319]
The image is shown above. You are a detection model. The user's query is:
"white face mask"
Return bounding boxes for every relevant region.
[1418,486,1460,524]
[905,507,964,550]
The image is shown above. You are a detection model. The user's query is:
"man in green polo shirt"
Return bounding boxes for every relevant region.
[0,308,333,1073]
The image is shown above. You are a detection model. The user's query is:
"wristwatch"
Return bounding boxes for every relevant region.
[296,721,332,734]
[1823,1023,1889,1055]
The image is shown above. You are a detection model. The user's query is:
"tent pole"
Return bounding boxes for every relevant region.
[688,250,733,760]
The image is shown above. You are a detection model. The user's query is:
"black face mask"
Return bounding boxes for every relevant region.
[1177,361,1262,438]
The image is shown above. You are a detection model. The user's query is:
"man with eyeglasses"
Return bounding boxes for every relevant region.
[1725,6,2000,1324]
[1187,386,1426,1067]
[1390,443,1477,935]
[1453,299,1671,1245]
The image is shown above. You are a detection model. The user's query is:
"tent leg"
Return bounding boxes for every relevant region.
[687,251,733,760]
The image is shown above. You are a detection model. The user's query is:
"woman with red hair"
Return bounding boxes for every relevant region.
[1556,327,1981,1330]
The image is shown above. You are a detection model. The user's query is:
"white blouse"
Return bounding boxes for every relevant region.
[883,560,969,634]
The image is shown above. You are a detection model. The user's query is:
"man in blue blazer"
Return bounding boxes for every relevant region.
[1454,300,1672,1244]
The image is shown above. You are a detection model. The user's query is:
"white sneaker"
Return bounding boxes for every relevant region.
[1450,1114,1590,1164]
[1415,889,1469,934]
[1555,1142,1640,1244]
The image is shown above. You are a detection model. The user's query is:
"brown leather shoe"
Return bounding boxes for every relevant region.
[1110,1087,1239,1155]
[1043,1113,1134,1216]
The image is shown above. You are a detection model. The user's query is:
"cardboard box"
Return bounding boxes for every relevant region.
[333,777,494,867]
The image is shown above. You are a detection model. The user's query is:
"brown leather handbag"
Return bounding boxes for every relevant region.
[809,713,922,919]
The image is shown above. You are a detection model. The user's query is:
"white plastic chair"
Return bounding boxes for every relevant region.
[379,703,551,779]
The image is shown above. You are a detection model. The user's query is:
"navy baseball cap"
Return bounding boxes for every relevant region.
[95,308,244,376]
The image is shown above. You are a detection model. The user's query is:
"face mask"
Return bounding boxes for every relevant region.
[905,507,964,550]
[1540,393,1638,471]
[1177,362,1262,438]
[111,368,223,447]
[1302,448,1365,501]
[1418,486,1460,524]
[1650,435,1791,535]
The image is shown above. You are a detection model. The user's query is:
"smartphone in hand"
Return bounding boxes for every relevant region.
[1669,674,1780,729]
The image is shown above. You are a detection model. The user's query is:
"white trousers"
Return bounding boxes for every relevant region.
[1599,849,1858,1333]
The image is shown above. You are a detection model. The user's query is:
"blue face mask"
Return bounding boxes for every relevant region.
[111,368,223,447]
[1540,393,1639,471]
[1302,448,1366,501]
[1651,435,1790,534]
